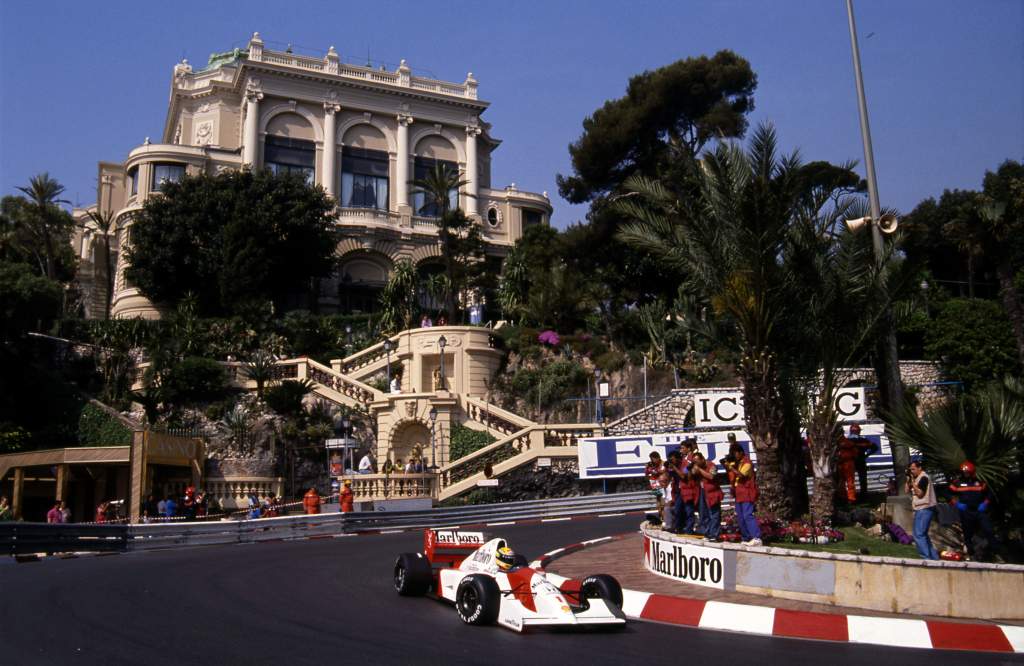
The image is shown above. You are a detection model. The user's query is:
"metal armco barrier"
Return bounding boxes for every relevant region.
[1,492,657,556]
[1,522,128,556]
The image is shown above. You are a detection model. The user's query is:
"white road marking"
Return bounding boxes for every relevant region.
[541,517,572,523]
[847,615,931,649]
[486,521,515,526]
[598,513,625,517]
[699,601,775,635]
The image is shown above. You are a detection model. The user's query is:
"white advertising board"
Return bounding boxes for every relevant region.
[644,532,730,589]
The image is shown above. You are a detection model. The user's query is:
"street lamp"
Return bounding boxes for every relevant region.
[383,338,395,390]
[594,368,604,423]
[920,279,930,316]
[437,335,447,390]
[846,0,909,481]
[342,413,354,471]
[345,324,353,356]
[429,406,438,472]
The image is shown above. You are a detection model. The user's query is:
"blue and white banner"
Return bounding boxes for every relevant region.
[577,423,890,480]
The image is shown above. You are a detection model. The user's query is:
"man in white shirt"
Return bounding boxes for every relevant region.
[358,452,373,474]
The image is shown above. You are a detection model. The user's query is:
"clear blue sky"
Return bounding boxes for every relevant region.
[1,0,1021,227]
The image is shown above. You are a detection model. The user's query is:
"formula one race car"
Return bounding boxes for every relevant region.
[393,529,626,632]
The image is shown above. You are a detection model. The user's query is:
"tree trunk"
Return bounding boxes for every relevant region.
[740,349,790,518]
[996,260,1024,368]
[806,407,841,522]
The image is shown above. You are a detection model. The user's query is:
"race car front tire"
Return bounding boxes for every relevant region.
[581,574,623,610]
[455,575,500,626]
[394,552,432,596]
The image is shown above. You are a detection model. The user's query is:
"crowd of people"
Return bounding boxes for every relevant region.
[645,434,762,547]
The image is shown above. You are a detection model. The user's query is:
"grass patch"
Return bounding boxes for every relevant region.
[774,526,921,559]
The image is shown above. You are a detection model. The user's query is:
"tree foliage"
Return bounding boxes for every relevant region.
[126,169,338,316]
[557,50,757,204]
[925,298,1020,389]
[0,261,63,340]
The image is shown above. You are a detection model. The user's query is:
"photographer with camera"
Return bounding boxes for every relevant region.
[724,438,762,546]
[691,452,723,542]
[907,459,940,560]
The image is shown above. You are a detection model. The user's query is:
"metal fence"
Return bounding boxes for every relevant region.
[1,492,656,556]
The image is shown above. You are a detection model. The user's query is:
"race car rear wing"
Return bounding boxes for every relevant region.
[424,529,488,568]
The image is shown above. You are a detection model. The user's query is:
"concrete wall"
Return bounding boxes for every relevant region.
[642,524,1024,620]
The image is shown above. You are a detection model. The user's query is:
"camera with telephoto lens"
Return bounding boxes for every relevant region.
[719,457,731,466]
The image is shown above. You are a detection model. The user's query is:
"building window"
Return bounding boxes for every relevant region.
[413,157,458,217]
[265,136,315,184]
[341,147,389,210]
[486,206,500,227]
[522,208,543,229]
[151,163,185,192]
[128,167,138,196]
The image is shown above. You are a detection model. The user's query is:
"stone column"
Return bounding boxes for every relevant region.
[322,100,341,199]
[396,113,413,213]
[11,467,24,520]
[242,79,264,168]
[465,125,481,216]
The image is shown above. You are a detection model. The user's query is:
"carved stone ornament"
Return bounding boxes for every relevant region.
[397,112,414,127]
[194,120,215,146]
[197,102,211,113]
[404,400,417,418]
[173,124,182,145]
[244,77,264,101]
[323,92,340,114]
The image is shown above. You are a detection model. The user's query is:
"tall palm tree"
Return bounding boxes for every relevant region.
[616,123,865,517]
[83,209,117,319]
[16,173,71,280]
[410,164,470,322]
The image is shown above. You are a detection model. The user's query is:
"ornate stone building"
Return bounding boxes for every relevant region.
[72,33,552,319]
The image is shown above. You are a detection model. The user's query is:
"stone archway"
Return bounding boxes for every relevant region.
[388,420,433,468]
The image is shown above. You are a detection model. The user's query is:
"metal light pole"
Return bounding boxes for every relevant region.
[429,406,438,472]
[437,335,447,390]
[594,368,604,423]
[383,338,394,389]
[846,0,909,481]
[342,416,352,472]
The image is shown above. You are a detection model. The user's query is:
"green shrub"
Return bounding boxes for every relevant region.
[925,298,1020,389]
[164,357,228,406]
[449,422,498,461]
[264,379,313,416]
[594,350,627,373]
[78,403,132,446]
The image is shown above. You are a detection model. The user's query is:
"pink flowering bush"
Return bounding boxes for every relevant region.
[537,330,561,346]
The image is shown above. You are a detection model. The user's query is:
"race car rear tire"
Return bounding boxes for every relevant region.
[394,552,432,596]
[455,575,500,626]
[581,574,623,610]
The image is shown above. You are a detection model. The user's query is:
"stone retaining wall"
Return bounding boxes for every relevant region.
[610,361,951,435]
[641,523,1024,620]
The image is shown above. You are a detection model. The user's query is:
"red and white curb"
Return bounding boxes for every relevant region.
[531,535,1024,655]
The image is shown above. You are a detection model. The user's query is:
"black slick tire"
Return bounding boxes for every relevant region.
[394,552,432,596]
[455,574,500,625]
[581,574,623,609]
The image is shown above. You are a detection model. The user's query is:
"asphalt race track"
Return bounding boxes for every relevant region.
[1,514,1019,666]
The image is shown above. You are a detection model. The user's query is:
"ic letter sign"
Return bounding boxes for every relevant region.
[833,387,867,422]
[694,392,745,428]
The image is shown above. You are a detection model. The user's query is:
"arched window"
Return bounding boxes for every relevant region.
[413,157,458,217]
[151,163,185,192]
[341,147,389,209]
[264,136,315,184]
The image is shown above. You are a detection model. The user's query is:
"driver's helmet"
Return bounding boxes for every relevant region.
[495,546,517,571]
[959,460,977,478]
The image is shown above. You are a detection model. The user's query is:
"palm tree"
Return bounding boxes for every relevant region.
[378,259,420,334]
[242,349,278,399]
[83,209,117,319]
[884,379,1023,492]
[16,173,71,280]
[616,124,855,517]
[410,164,470,322]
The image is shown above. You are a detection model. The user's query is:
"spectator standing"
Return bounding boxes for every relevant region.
[0,496,12,521]
[144,494,159,520]
[157,496,167,518]
[420,314,433,328]
[47,501,65,524]
[303,487,322,515]
[95,502,108,524]
[644,452,665,523]
[906,460,940,560]
[339,479,354,513]
[847,424,878,499]
[836,430,859,503]
[358,451,374,474]
[393,459,404,474]
[248,492,261,519]
[61,502,72,524]
[164,494,177,519]
[949,461,997,559]
[437,314,447,326]
[724,442,762,546]
[691,453,723,542]
[390,375,401,394]
[677,463,699,535]
[664,451,685,532]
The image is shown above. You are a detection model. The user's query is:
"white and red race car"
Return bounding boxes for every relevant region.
[393,529,626,632]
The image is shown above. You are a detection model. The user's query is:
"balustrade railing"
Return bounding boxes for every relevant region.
[347,473,435,501]
[204,477,285,509]
[306,358,381,406]
[460,395,535,436]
